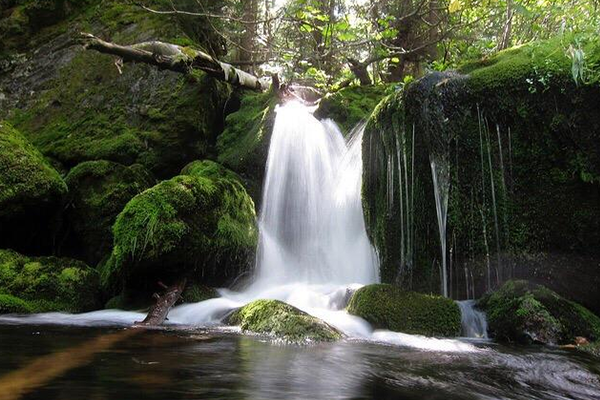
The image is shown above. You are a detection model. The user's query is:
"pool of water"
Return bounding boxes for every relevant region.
[1,324,599,400]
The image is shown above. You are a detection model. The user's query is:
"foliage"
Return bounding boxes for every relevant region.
[227,299,342,343]
[347,284,461,337]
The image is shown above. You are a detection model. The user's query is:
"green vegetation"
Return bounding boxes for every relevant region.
[315,85,395,133]
[217,90,277,202]
[181,284,219,303]
[64,160,155,265]
[347,284,461,337]
[103,160,257,292]
[0,249,100,313]
[479,280,600,345]
[227,299,342,343]
[0,121,66,218]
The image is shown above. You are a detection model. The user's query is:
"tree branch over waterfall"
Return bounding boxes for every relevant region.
[77,33,265,91]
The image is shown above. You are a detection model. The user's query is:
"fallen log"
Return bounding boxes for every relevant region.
[134,279,186,327]
[76,33,264,91]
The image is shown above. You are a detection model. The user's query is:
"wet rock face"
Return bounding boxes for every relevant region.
[362,37,600,307]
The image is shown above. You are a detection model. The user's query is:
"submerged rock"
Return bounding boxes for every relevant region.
[0,249,100,313]
[102,160,257,294]
[347,284,461,337]
[63,160,155,266]
[479,280,600,345]
[226,299,342,343]
[0,122,67,253]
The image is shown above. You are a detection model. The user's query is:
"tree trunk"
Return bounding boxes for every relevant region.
[77,33,264,91]
[238,0,259,73]
[499,0,513,50]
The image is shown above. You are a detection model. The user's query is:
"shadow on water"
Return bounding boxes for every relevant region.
[1,325,599,400]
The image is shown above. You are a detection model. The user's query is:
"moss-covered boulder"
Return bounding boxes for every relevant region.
[0,121,67,253]
[362,35,600,305]
[347,284,461,337]
[217,90,277,204]
[2,0,230,178]
[315,85,393,134]
[102,160,257,294]
[0,249,100,313]
[479,280,600,345]
[226,299,342,343]
[63,160,154,266]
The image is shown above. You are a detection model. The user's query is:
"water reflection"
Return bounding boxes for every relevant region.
[0,325,599,400]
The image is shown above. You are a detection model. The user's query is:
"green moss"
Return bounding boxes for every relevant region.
[103,161,257,293]
[315,85,393,133]
[0,249,100,313]
[217,90,277,202]
[181,284,218,303]
[227,299,341,343]
[362,35,600,295]
[480,280,600,344]
[347,284,461,337]
[3,0,230,178]
[0,121,67,217]
[0,294,34,314]
[64,160,155,266]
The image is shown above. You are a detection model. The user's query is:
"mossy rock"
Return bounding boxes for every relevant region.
[315,84,393,134]
[217,90,277,204]
[362,35,600,297]
[347,284,461,337]
[2,0,230,178]
[103,160,257,294]
[0,249,101,313]
[63,160,155,266]
[479,280,600,345]
[226,299,342,343]
[0,121,67,252]
[0,293,34,314]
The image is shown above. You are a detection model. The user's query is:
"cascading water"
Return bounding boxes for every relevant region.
[0,101,479,353]
[430,157,450,298]
[457,300,488,339]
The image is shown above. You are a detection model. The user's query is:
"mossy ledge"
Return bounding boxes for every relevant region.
[347,284,461,337]
[479,280,600,345]
[0,249,100,313]
[226,299,342,343]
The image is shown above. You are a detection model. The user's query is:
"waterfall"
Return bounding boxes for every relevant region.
[430,157,450,297]
[253,102,379,288]
[457,300,488,338]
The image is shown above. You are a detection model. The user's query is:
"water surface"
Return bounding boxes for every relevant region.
[1,324,599,400]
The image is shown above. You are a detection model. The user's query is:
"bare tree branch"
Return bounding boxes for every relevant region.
[77,33,264,90]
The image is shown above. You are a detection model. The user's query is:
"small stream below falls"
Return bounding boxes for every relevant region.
[1,324,600,400]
